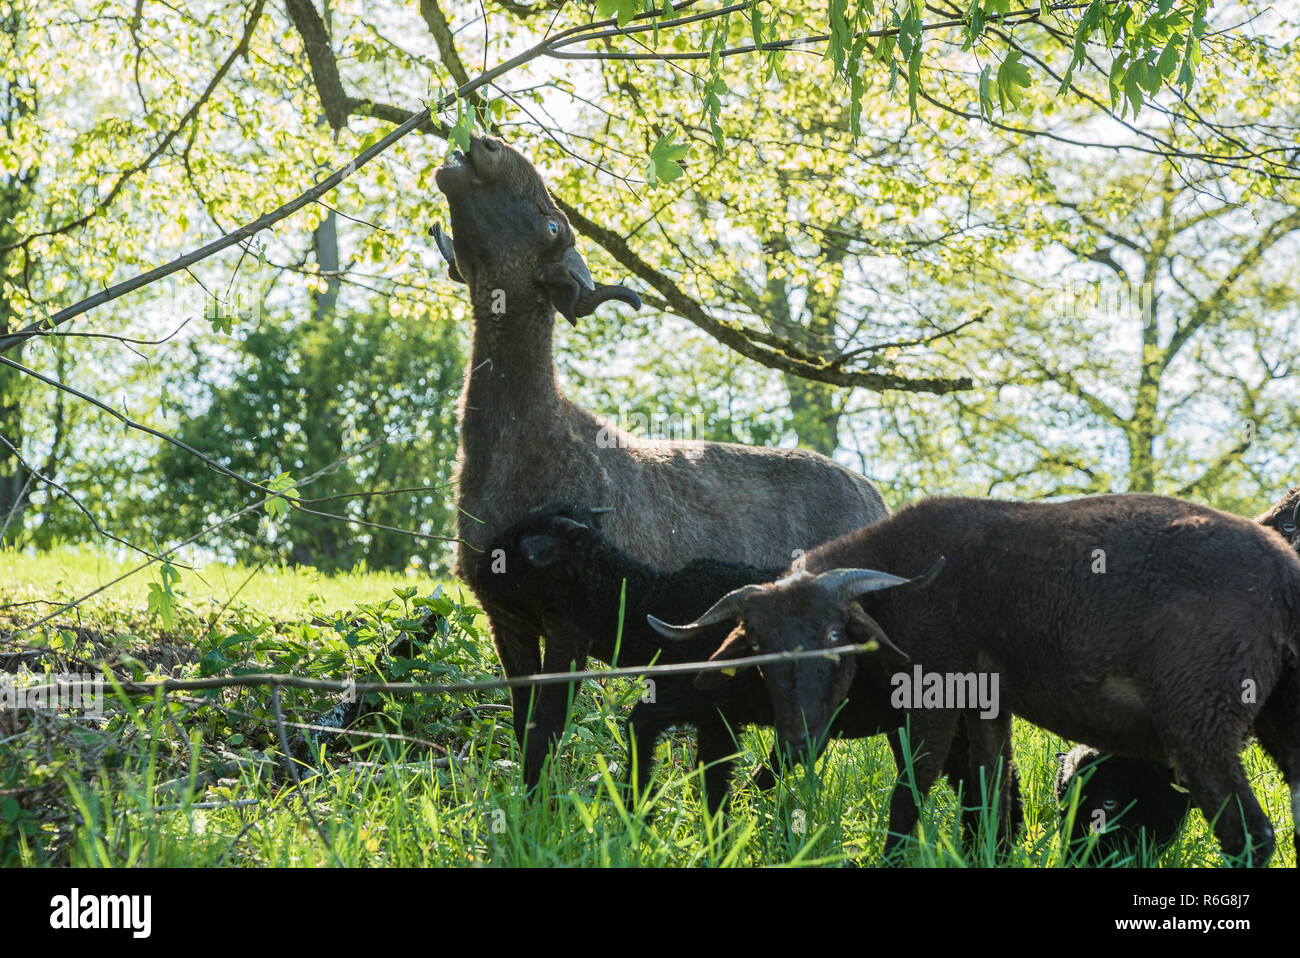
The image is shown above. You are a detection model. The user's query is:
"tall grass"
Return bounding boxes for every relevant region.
[1,549,1292,867]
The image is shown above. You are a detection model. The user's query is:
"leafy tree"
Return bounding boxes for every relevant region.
[145,302,464,572]
[2,0,1296,565]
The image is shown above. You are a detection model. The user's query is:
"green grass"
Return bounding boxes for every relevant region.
[0,548,1293,867]
[1,544,443,619]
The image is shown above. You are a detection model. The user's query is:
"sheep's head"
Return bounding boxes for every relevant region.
[477,502,613,604]
[1055,747,1191,859]
[649,559,942,762]
[433,135,640,324]
[1256,485,1300,552]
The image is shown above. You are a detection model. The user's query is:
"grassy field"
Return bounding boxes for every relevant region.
[0,547,1292,868]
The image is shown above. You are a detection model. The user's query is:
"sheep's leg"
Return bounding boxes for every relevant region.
[519,627,588,788]
[935,720,979,844]
[960,712,1019,854]
[625,699,669,809]
[1252,663,1299,866]
[489,620,545,787]
[1175,750,1275,866]
[750,745,781,790]
[696,715,738,817]
[882,712,958,860]
[1001,734,1025,842]
[1155,665,1277,865]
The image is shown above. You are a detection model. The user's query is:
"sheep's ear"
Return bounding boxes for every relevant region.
[520,534,569,568]
[694,628,753,691]
[429,223,464,284]
[845,604,909,662]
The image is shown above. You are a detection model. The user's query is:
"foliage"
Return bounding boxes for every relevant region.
[142,304,463,572]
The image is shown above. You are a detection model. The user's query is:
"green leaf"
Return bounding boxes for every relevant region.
[996,50,1032,110]
[449,99,473,153]
[1122,66,1145,116]
[159,560,180,587]
[1177,33,1201,89]
[646,129,690,186]
[1156,34,1182,79]
[1136,57,1162,94]
[264,471,300,518]
[207,299,233,335]
[978,63,994,119]
[597,0,638,27]
[147,581,176,631]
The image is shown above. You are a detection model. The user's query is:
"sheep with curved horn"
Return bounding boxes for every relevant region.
[653,493,1300,866]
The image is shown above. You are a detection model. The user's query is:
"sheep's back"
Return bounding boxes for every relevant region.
[809,494,1300,758]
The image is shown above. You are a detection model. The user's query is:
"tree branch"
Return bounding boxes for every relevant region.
[1160,209,1300,375]
[0,0,268,256]
[560,200,973,394]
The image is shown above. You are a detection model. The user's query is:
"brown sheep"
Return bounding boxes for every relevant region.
[433,136,887,785]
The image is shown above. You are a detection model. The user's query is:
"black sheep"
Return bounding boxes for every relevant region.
[1055,486,1300,863]
[1054,744,1191,862]
[480,502,1023,837]
[653,494,1300,865]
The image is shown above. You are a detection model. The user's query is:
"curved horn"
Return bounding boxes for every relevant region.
[549,516,589,533]
[429,223,464,283]
[574,283,641,318]
[646,583,763,641]
[815,556,946,602]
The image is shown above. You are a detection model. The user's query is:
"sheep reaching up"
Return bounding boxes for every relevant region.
[434,135,888,786]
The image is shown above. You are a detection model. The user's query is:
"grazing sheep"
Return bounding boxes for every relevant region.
[650,494,1300,865]
[1056,485,1300,862]
[476,501,779,810]
[1054,744,1191,861]
[480,502,1022,837]
[434,135,887,785]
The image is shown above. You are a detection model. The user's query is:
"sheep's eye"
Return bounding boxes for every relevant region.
[1284,522,1297,534]
[546,220,560,238]
[1102,799,1118,811]
[827,628,844,645]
